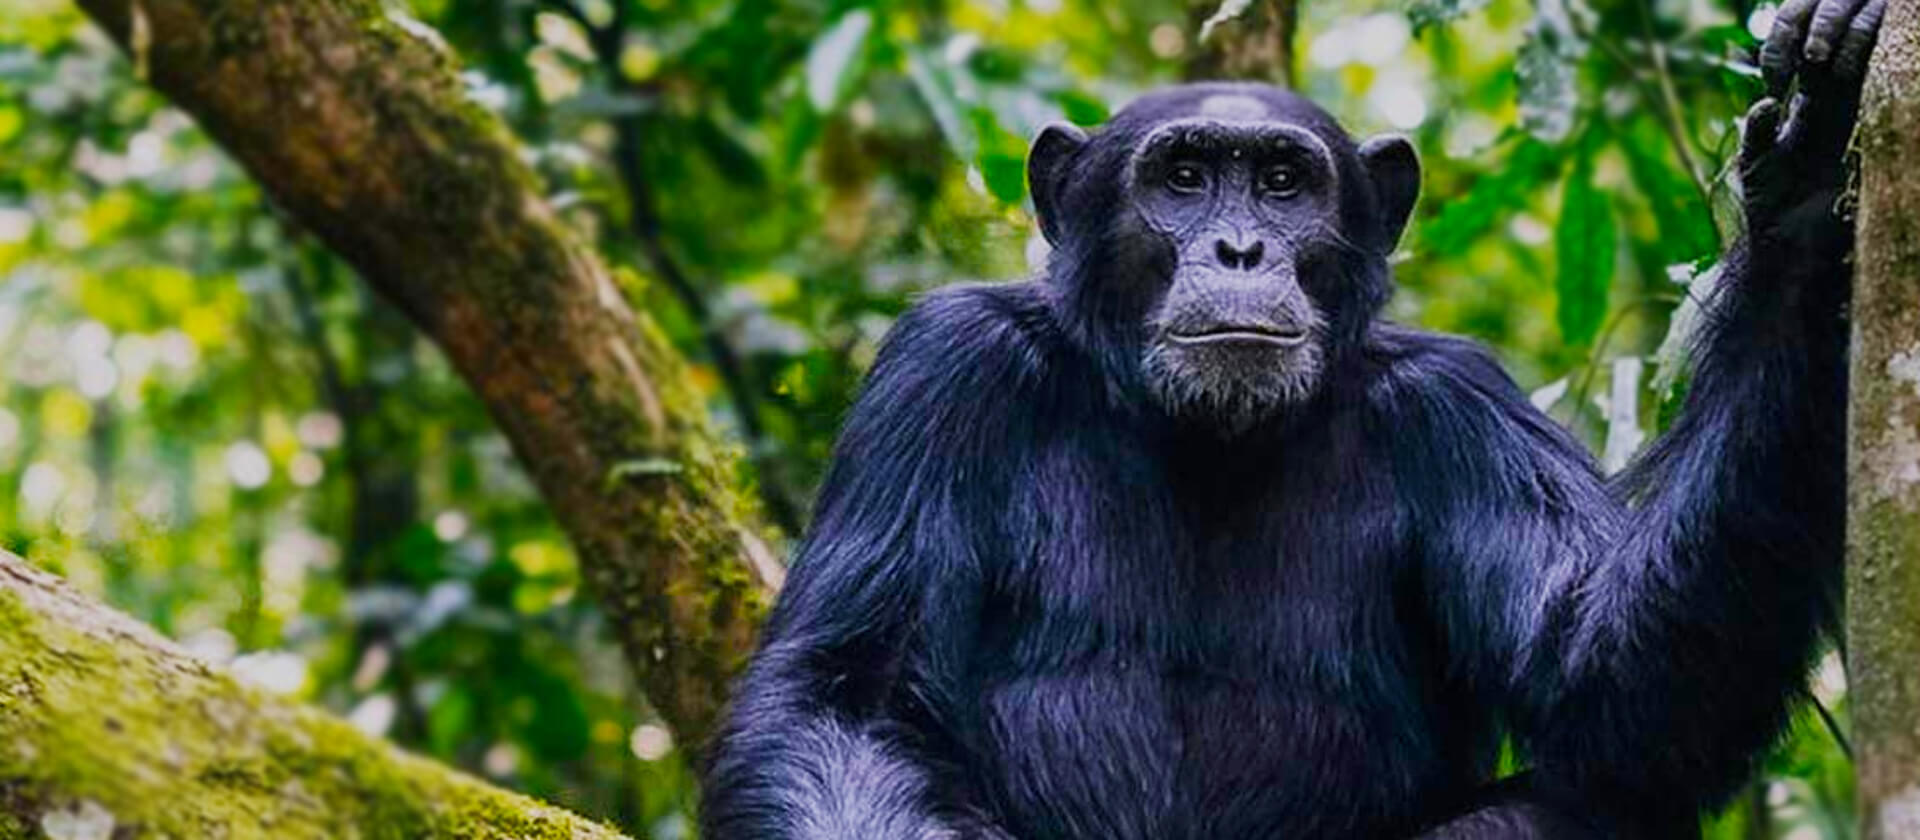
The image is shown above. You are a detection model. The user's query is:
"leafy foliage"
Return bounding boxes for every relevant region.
[1516,0,1586,142]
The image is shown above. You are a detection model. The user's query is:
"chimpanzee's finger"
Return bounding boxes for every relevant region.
[1805,0,1868,63]
[1740,97,1784,174]
[1835,0,1888,78]
[1764,0,1821,93]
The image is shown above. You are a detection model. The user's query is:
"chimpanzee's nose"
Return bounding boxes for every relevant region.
[1215,238,1265,271]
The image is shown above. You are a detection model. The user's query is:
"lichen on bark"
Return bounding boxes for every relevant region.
[0,551,632,838]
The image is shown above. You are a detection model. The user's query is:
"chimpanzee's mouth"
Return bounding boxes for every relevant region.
[1167,326,1309,348]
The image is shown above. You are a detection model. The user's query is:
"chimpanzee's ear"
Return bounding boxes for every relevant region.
[1028,122,1089,246]
[1359,135,1421,252]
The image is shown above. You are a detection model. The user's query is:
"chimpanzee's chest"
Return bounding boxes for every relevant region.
[950,449,1462,840]
[966,561,1448,838]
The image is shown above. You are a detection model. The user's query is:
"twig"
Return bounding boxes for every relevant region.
[283,249,354,432]
[1635,0,1717,215]
[280,248,431,741]
[1811,695,1854,760]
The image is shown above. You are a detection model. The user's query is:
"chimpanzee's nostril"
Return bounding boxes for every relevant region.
[1215,239,1264,270]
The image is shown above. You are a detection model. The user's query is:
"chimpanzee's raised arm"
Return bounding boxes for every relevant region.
[700,286,1041,840]
[1414,2,1877,834]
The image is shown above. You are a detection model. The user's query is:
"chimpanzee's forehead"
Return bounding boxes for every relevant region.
[1134,118,1335,168]
[1108,83,1347,137]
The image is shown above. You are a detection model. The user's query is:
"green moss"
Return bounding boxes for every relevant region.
[0,583,630,838]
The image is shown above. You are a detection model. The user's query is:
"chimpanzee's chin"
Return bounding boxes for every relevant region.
[1141,341,1323,436]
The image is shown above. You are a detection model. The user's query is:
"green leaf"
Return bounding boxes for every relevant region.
[969,107,1028,204]
[1555,139,1616,346]
[979,153,1026,203]
[906,47,975,160]
[804,9,873,114]
[780,92,822,168]
[1054,89,1110,126]
[965,45,1029,83]
[1406,0,1492,32]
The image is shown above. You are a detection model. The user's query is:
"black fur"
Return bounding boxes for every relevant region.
[701,39,1866,838]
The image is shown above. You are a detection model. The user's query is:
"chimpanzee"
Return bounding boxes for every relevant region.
[701,0,1886,836]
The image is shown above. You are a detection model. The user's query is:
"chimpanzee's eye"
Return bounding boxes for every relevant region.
[1260,165,1301,196]
[1166,164,1207,194]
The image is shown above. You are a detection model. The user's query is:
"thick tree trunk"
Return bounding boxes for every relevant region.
[67,0,784,750]
[1846,2,1920,836]
[0,550,631,838]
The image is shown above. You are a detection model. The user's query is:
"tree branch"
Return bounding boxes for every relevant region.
[0,550,632,837]
[68,0,778,750]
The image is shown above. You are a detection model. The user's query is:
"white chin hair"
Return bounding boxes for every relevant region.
[1141,342,1322,434]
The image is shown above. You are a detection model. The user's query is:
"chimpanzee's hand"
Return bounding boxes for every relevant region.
[1740,0,1887,249]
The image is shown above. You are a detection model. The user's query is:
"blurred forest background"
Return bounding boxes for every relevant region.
[0,0,1863,835]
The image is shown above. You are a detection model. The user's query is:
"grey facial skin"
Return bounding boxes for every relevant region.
[1126,112,1343,434]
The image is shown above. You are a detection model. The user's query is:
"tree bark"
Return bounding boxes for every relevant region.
[67,0,785,751]
[0,550,632,838]
[1184,0,1299,88]
[1846,2,1920,836]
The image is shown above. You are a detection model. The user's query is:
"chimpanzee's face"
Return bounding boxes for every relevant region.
[1125,102,1346,432]
[1028,85,1420,435]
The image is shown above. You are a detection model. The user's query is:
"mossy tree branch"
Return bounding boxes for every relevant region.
[66,0,785,751]
[0,550,632,838]
[1846,1,1920,836]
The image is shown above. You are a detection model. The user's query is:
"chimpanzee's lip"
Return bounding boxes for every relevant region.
[1168,327,1309,348]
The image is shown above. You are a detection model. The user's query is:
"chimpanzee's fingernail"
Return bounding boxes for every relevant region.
[1805,37,1832,62]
